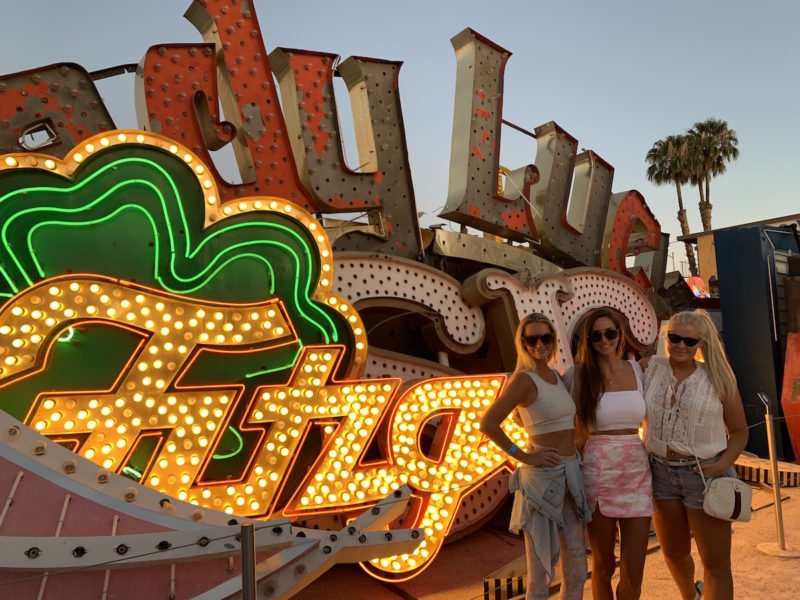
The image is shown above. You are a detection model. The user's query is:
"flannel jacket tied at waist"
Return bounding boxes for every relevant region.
[508,453,591,579]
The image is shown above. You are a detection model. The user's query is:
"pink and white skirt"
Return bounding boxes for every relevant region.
[582,434,653,518]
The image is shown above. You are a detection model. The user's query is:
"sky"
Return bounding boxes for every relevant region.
[3,0,799,273]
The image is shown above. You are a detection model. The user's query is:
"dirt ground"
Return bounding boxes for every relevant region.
[294,484,800,599]
[614,485,800,600]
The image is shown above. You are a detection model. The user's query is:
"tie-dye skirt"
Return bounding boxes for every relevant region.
[582,434,653,518]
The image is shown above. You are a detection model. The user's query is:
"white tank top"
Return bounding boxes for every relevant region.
[594,360,646,431]
[517,370,576,435]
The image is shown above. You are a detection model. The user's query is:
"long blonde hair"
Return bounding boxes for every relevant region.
[668,309,737,400]
[514,313,558,372]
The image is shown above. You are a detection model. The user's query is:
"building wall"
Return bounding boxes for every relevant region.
[697,233,717,282]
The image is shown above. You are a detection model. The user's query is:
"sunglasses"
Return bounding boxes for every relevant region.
[667,332,701,347]
[589,328,619,343]
[522,333,554,347]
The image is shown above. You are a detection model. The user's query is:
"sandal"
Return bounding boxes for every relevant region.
[694,580,704,599]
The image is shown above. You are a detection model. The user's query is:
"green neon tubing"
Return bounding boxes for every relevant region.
[212,425,245,460]
[196,222,336,341]
[0,155,341,342]
[244,345,303,379]
[0,263,17,294]
[28,205,278,295]
[121,466,143,480]
[0,159,189,278]
[57,327,75,342]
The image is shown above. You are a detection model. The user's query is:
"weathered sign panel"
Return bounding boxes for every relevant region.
[0,0,662,581]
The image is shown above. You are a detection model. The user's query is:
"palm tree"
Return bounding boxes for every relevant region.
[646,134,699,276]
[687,118,740,231]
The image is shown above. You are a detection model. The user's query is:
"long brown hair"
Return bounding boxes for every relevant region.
[574,308,625,432]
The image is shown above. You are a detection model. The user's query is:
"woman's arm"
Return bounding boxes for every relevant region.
[561,365,576,394]
[479,372,561,467]
[702,388,749,478]
[565,365,586,450]
[638,357,652,441]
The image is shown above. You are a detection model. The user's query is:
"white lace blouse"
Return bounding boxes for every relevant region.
[643,357,728,459]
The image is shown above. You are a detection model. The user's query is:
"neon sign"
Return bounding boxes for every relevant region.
[0,131,537,580]
[0,0,663,582]
[0,0,664,287]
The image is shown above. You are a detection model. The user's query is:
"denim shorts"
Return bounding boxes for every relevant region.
[649,454,737,509]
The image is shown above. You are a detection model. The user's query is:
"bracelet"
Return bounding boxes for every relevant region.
[507,443,519,457]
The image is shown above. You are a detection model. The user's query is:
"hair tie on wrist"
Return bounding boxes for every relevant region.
[507,443,519,457]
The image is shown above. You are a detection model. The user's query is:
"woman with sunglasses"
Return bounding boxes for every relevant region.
[571,308,652,600]
[481,313,590,600]
[641,309,747,600]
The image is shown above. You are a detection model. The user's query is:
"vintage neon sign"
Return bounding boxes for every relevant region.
[0,132,535,580]
[0,0,663,582]
[0,0,664,286]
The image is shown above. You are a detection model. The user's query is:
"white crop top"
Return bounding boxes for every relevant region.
[593,360,646,432]
[517,370,576,435]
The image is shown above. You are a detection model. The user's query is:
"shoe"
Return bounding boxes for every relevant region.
[694,580,704,599]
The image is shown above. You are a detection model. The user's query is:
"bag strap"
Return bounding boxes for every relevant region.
[693,454,709,489]
[690,439,710,490]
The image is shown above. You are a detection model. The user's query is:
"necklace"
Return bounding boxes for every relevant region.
[602,361,624,386]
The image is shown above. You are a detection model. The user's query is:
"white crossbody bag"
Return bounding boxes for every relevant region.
[693,454,752,522]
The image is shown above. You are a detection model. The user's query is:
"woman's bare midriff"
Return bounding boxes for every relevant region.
[594,428,640,436]
[531,429,577,457]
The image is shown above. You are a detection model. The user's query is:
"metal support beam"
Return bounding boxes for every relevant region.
[241,523,257,600]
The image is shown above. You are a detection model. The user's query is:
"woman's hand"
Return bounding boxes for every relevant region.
[519,446,562,467]
[695,459,730,479]
[695,390,748,480]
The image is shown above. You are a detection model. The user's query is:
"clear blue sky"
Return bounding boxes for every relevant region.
[3,1,799,270]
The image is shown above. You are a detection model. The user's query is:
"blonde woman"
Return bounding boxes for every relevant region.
[480,313,590,600]
[572,308,652,600]
[641,310,748,600]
